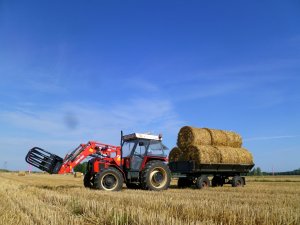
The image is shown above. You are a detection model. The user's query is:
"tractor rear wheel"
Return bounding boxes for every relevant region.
[83,173,94,188]
[141,160,171,191]
[94,167,124,191]
[196,175,210,189]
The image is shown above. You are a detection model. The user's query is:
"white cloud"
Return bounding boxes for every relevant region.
[0,97,183,169]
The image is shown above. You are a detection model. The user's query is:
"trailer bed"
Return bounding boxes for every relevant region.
[169,161,254,175]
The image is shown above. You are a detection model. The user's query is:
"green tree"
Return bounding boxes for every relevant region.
[254,168,258,176]
[74,162,87,173]
[256,167,262,176]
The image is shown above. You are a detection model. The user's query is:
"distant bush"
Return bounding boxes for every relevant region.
[269,169,300,176]
[248,167,262,176]
[248,167,300,176]
[74,162,87,173]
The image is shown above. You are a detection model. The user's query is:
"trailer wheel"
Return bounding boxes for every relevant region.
[196,175,210,189]
[177,177,193,188]
[94,168,124,191]
[141,160,171,191]
[83,173,94,188]
[232,175,244,187]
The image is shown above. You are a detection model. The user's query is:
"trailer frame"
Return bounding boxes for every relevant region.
[169,161,254,188]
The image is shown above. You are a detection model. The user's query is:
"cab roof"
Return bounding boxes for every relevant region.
[123,133,162,141]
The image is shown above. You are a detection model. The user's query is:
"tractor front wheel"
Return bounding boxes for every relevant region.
[141,160,171,191]
[94,168,124,191]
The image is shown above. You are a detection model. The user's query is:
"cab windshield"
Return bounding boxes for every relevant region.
[122,139,168,157]
[147,140,167,156]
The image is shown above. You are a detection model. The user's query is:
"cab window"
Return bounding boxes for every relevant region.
[134,141,147,156]
[122,141,136,157]
[147,140,166,156]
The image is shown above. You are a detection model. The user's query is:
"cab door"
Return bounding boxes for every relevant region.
[121,140,136,171]
[130,140,147,171]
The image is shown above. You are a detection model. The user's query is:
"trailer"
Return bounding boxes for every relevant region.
[169,161,254,189]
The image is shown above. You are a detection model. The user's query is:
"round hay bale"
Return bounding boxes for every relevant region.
[179,149,190,161]
[217,147,240,164]
[187,145,221,164]
[74,172,83,178]
[216,147,253,164]
[18,171,26,176]
[237,148,254,164]
[205,128,228,146]
[222,130,242,148]
[169,147,182,162]
[177,126,212,148]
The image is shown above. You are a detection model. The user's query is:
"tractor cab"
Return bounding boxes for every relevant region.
[121,133,168,172]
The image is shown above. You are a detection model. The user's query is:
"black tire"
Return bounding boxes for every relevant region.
[177,177,193,188]
[232,175,244,187]
[196,175,210,189]
[126,182,140,189]
[141,160,171,191]
[212,176,224,187]
[94,167,124,191]
[83,173,94,188]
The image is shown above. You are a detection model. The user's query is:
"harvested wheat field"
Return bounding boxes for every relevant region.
[0,173,299,225]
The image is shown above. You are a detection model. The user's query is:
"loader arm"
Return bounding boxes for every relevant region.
[26,141,121,174]
[58,141,121,174]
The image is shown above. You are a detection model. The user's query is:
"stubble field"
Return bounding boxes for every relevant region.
[0,173,299,225]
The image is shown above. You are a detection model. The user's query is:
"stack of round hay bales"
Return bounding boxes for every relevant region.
[169,126,253,165]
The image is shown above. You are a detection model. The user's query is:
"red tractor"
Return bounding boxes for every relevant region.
[26,132,171,191]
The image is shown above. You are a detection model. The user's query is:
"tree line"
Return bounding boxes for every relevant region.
[248,167,300,176]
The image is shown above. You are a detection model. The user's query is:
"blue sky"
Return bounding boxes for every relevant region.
[0,1,300,171]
